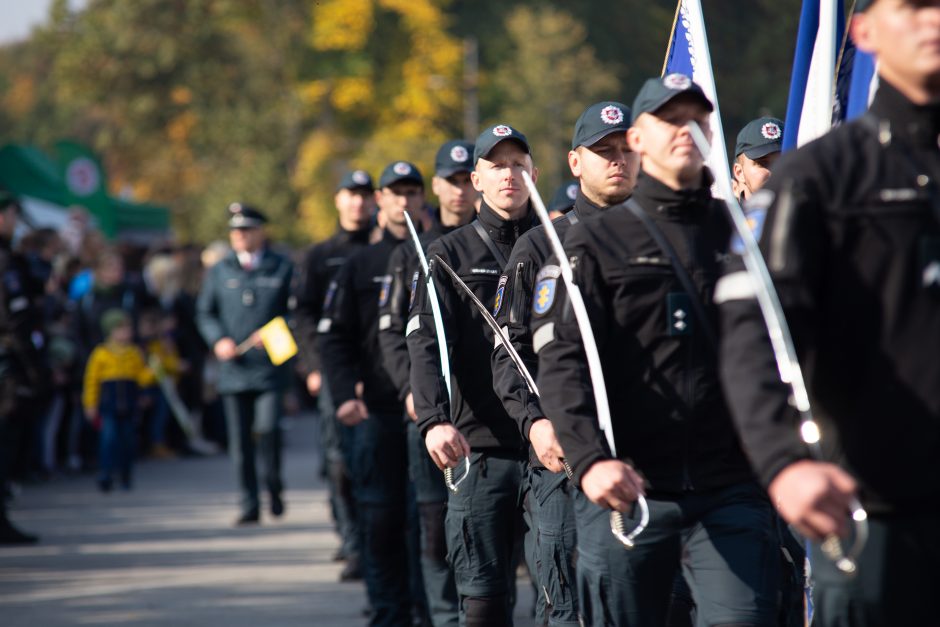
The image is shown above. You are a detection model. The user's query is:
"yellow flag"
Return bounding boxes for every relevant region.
[257,316,298,366]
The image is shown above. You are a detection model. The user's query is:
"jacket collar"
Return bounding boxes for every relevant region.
[631,169,714,220]
[476,200,536,245]
[870,79,940,151]
[336,224,373,244]
[572,190,606,220]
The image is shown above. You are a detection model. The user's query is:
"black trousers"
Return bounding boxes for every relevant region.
[222,390,283,514]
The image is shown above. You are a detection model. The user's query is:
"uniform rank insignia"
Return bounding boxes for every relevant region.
[378,275,392,307]
[492,275,508,317]
[323,280,338,311]
[532,265,561,317]
[409,271,420,311]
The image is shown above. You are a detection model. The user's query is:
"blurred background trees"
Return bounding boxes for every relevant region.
[0,0,803,244]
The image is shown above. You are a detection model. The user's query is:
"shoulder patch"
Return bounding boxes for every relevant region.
[492,274,508,317]
[730,206,767,255]
[377,274,392,307]
[536,264,561,282]
[408,271,420,312]
[323,280,338,311]
[532,274,558,317]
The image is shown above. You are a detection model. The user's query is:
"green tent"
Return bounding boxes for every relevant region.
[0,142,171,239]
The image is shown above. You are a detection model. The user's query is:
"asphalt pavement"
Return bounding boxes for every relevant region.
[0,414,536,626]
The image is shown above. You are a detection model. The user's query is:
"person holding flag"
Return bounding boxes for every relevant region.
[531,75,780,626]
[719,1,940,624]
[195,203,294,525]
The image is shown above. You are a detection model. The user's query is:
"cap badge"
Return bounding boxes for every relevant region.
[393,162,412,176]
[450,145,469,163]
[663,73,692,90]
[600,105,624,125]
[352,170,369,185]
[492,125,513,137]
[228,202,243,214]
[760,122,782,140]
[566,184,578,200]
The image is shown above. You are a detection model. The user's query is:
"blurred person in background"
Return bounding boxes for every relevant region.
[0,191,49,543]
[196,204,293,525]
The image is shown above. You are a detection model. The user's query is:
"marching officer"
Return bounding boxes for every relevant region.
[196,204,293,525]
[377,140,476,627]
[319,161,426,627]
[490,100,637,627]
[718,1,940,624]
[731,116,784,202]
[407,124,538,627]
[532,76,780,626]
[294,169,376,579]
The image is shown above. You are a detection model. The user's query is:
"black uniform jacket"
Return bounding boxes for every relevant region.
[718,80,940,514]
[491,192,603,448]
[293,225,372,377]
[319,229,405,417]
[408,202,537,450]
[532,172,755,492]
[0,238,49,412]
[378,218,458,402]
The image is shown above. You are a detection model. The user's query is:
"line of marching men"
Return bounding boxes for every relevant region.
[292,6,940,622]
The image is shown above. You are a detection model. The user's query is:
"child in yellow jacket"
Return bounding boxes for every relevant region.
[82,309,153,491]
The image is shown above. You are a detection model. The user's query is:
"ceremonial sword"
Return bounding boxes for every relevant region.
[521,171,651,550]
[687,121,868,575]
[403,211,470,493]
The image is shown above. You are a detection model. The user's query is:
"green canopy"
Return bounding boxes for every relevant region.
[0,142,170,239]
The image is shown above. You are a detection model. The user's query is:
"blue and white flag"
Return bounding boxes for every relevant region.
[663,0,732,199]
[782,0,845,150]
[840,41,878,121]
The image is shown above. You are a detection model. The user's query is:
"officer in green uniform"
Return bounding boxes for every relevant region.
[196,204,293,525]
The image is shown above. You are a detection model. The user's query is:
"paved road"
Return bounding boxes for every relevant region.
[0,414,536,626]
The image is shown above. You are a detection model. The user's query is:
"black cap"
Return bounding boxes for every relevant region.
[378,161,424,189]
[337,169,374,192]
[632,73,713,118]
[473,124,530,165]
[572,101,632,149]
[435,140,475,178]
[227,202,268,229]
[735,117,784,160]
[549,180,580,213]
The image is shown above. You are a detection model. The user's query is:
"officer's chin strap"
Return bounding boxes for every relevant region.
[522,170,649,550]
[403,211,469,494]
[687,121,868,575]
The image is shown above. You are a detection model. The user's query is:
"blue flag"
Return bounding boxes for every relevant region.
[782,0,846,150]
[663,0,732,198]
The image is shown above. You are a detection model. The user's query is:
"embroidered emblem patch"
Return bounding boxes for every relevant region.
[492,275,508,317]
[450,145,469,163]
[409,271,420,311]
[761,122,782,140]
[532,265,561,317]
[566,184,578,200]
[378,274,392,307]
[663,73,692,90]
[393,162,412,176]
[600,105,624,125]
[730,207,767,255]
[352,170,369,185]
[492,125,513,137]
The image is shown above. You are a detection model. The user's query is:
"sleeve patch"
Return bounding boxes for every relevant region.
[713,271,756,303]
[378,314,392,330]
[405,316,421,336]
[532,276,557,317]
[377,274,392,307]
[492,274,508,317]
[409,271,420,312]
